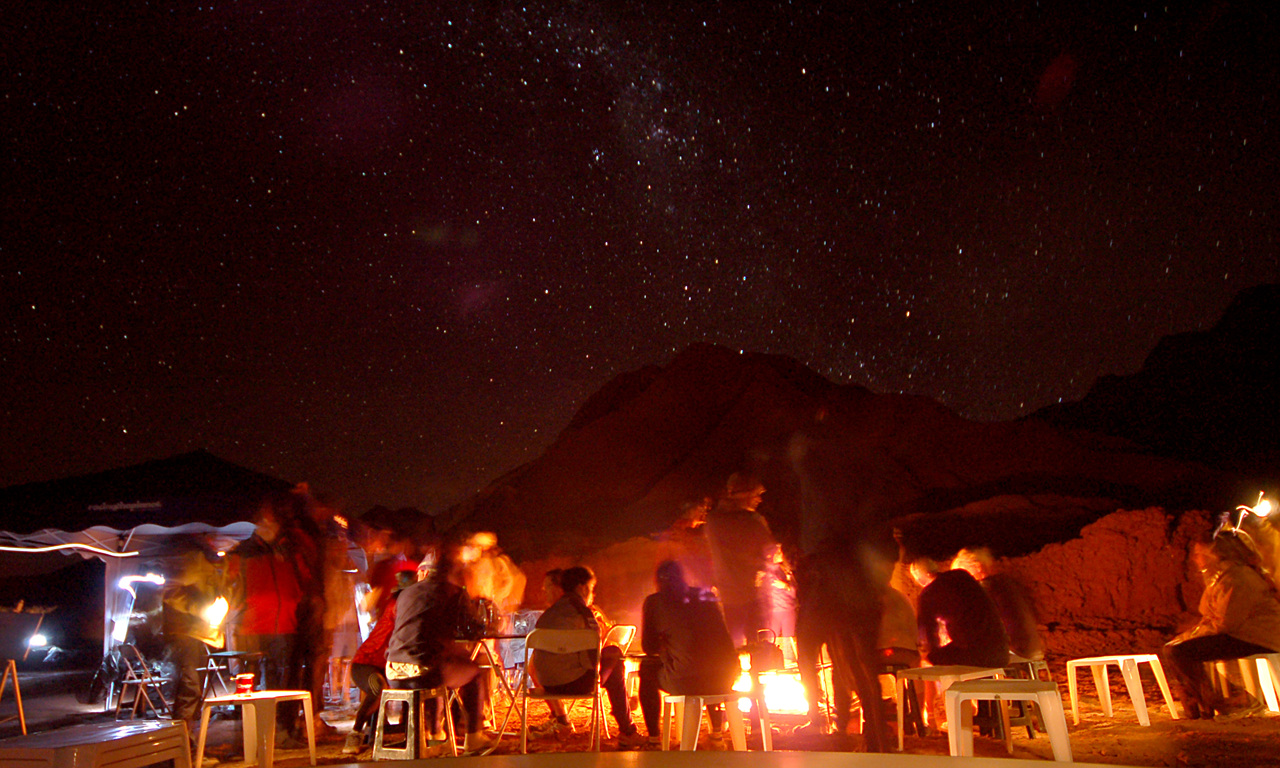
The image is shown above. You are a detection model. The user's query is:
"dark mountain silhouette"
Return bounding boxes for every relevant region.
[444,315,1249,563]
[1031,283,1280,482]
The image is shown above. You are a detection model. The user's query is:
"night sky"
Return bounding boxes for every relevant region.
[4,1,1277,515]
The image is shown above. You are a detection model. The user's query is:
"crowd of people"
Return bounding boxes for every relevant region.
[157,474,1280,761]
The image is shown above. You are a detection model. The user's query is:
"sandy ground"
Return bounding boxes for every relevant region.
[2,665,1278,767]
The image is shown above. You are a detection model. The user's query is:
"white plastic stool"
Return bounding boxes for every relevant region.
[372,686,457,760]
[894,665,1005,751]
[945,678,1073,762]
[1066,654,1178,726]
[660,691,772,751]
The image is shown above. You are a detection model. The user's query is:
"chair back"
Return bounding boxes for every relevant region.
[603,624,637,654]
[524,628,601,657]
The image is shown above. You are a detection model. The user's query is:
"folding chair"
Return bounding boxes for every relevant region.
[518,628,604,753]
[604,624,637,653]
[114,644,170,719]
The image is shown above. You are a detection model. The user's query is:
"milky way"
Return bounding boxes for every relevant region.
[4,1,1277,513]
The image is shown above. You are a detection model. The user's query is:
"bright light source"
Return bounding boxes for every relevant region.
[28,633,47,648]
[1257,498,1274,517]
[202,596,229,628]
[117,573,166,597]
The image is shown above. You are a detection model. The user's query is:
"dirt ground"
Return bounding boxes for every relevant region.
[4,665,1277,767]
[188,666,1279,768]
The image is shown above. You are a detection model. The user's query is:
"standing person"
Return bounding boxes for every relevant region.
[637,560,741,748]
[385,542,493,755]
[1164,532,1280,719]
[704,472,776,646]
[532,566,646,749]
[227,492,310,748]
[162,534,228,751]
[952,547,1044,662]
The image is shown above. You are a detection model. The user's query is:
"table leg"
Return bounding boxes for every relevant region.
[896,676,906,751]
[1148,657,1179,720]
[250,700,279,768]
[1091,664,1113,718]
[1119,658,1150,726]
[300,693,316,765]
[195,705,213,768]
[1067,663,1080,725]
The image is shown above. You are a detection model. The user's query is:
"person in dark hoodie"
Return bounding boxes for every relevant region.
[637,560,740,747]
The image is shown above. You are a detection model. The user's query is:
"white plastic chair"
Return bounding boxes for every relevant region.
[518,628,604,753]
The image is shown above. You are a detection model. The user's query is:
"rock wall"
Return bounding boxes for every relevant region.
[1002,507,1215,658]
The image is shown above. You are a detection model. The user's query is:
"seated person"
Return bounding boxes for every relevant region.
[638,560,741,746]
[344,564,415,754]
[952,547,1044,662]
[532,566,646,749]
[385,541,493,755]
[911,558,1009,669]
[1164,531,1280,719]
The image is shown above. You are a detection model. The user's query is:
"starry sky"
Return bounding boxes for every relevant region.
[3,1,1277,515]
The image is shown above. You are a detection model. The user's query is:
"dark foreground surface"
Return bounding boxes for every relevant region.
[2,663,1278,767]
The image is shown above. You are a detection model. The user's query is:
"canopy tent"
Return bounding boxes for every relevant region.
[0,522,257,657]
[0,451,296,659]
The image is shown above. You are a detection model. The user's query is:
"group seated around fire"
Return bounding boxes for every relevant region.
[180,477,1280,759]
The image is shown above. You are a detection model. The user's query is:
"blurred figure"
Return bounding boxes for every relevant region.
[638,560,740,748]
[386,541,493,755]
[228,492,310,747]
[532,566,645,749]
[759,543,797,641]
[951,547,1044,661]
[1163,532,1280,719]
[361,525,413,626]
[910,558,1008,669]
[162,534,228,745]
[704,472,776,645]
[793,548,888,747]
[343,565,416,755]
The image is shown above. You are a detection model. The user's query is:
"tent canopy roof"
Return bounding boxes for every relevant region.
[0,450,293,534]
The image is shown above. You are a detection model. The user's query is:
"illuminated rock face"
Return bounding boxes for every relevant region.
[1000,507,1215,657]
[446,287,1276,642]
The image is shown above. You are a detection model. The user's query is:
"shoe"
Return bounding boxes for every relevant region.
[463,731,496,755]
[1217,701,1267,721]
[617,729,648,750]
[792,721,827,737]
[342,731,365,755]
[274,733,307,750]
[530,718,570,736]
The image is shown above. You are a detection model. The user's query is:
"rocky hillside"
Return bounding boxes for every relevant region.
[442,285,1278,647]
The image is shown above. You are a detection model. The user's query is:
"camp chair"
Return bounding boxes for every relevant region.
[518,628,604,753]
[114,644,170,719]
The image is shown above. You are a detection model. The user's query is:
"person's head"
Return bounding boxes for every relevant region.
[560,566,596,605]
[253,492,298,543]
[654,560,687,596]
[723,472,766,512]
[910,557,941,588]
[543,568,564,604]
[1195,531,1262,575]
[951,547,994,581]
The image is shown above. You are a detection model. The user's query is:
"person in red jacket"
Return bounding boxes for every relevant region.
[228,492,310,747]
[343,563,416,755]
